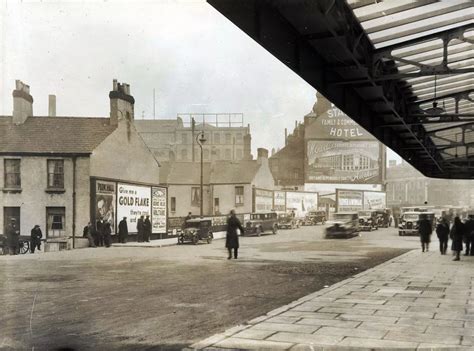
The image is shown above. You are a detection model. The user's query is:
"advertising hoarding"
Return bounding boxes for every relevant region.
[286,191,318,218]
[363,191,386,210]
[95,180,116,233]
[254,188,273,212]
[273,191,286,212]
[336,189,364,212]
[117,183,151,233]
[151,186,167,234]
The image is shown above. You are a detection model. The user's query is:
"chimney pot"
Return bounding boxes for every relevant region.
[12,80,33,125]
[48,95,56,117]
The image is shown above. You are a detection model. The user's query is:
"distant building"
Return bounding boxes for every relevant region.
[160,148,275,217]
[0,80,164,249]
[135,114,252,162]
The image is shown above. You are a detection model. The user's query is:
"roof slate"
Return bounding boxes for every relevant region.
[0,116,116,154]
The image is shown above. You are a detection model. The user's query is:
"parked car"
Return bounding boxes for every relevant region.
[178,218,213,244]
[244,212,278,236]
[358,210,378,231]
[376,208,391,228]
[277,213,300,229]
[325,212,359,239]
[398,211,435,236]
[303,210,327,225]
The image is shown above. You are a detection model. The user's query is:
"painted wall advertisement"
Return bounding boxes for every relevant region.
[363,191,386,210]
[336,189,364,212]
[254,188,273,212]
[305,107,384,184]
[117,183,151,233]
[151,187,167,234]
[273,191,286,212]
[285,191,318,218]
[95,180,116,233]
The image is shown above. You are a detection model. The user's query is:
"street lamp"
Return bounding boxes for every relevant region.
[197,132,207,217]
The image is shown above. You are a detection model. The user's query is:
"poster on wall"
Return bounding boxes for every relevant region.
[117,183,151,233]
[363,191,386,210]
[306,140,381,184]
[95,180,116,233]
[254,188,273,212]
[336,189,364,212]
[151,186,167,234]
[286,191,318,218]
[273,191,286,212]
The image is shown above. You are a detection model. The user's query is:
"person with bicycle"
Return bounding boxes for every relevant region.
[6,218,20,255]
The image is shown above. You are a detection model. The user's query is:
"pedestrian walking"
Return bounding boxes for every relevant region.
[137,215,145,242]
[450,216,464,261]
[6,218,20,255]
[83,222,96,247]
[104,221,112,248]
[436,217,450,255]
[144,215,152,242]
[30,225,43,254]
[118,217,128,243]
[418,213,432,252]
[464,214,474,256]
[226,209,244,260]
[96,217,105,247]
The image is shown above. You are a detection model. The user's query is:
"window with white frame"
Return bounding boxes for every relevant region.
[235,186,244,206]
[4,159,21,188]
[47,159,64,189]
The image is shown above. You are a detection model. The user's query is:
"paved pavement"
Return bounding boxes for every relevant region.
[192,249,474,350]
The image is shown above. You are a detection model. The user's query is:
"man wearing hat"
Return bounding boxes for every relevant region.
[118,216,128,243]
[6,218,20,255]
[30,224,43,254]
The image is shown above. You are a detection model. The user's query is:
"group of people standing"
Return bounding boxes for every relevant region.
[2,218,42,255]
[136,215,152,242]
[418,214,474,261]
[83,216,131,247]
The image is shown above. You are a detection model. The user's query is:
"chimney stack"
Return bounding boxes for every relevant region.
[243,134,252,160]
[48,95,56,117]
[257,148,269,167]
[12,80,33,125]
[109,79,135,125]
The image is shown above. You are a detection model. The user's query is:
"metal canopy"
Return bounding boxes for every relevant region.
[208,0,474,179]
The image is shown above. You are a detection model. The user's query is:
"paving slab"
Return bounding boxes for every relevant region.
[193,250,474,350]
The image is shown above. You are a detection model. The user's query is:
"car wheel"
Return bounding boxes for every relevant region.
[399,231,403,236]
[257,227,263,236]
[192,235,199,245]
[207,232,213,244]
[178,236,184,245]
[273,225,278,234]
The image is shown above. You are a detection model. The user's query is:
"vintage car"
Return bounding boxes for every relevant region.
[358,210,378,231]
[325,212,360,239]
[178,218,213,244]
[376,208,391,228]
[277,213,300,229]
[244,212,278,236]
[398,211,435,236]
[303,210,327,226]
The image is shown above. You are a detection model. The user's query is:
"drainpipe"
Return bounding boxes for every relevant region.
[72,156,77,249]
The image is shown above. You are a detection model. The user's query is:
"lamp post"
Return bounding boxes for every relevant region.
[197,132,207,217]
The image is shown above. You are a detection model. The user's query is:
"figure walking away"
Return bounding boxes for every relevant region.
[30,225,43,253]
[144,215,152,242]
[464,214,474,256]
[226,209,244,260]
[118,217,128,243]
[450,216,464,261]
[137,215,145,242]
[96,217,104,247]
[103,221,112,248]
[436,217,450,255]
[418,213,432,252]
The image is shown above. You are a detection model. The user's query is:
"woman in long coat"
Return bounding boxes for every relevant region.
[450,216,464,261]
[418,214,432,252]
[226,210,244,260]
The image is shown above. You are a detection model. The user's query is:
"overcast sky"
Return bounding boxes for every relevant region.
[1,0,400,161]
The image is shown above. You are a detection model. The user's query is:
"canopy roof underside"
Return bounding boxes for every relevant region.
[208,0,474,178]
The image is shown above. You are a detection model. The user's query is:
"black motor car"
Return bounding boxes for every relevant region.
[357,210,378,231]
[303,210,326,226]
[244,212,278,236]
[277,213,300,229]
[178,218,213,244]
[325,212,359,239]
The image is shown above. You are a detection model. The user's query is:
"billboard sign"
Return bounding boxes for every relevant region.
[117,183,151,233]
[363,191,386,210]
[286,191,318,218]
[95,180,116,233]
[254,188,273,212]
[273,191,286,212]
[151,186,167,234]
[336,189,364,212]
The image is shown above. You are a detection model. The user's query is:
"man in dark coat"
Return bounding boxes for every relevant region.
[137,216,145,242]
[118,217,128,243]
[30,225,43,254]
[436,217,450,255]
[418,214,432,253]
[144,215,152,242]
[103,221,112,248]
[226,210,244,259]
[451,216,464,261]
[83,222,96,248]
[6,218,20,255]
[96,218,104,247]
[463,215,474,256]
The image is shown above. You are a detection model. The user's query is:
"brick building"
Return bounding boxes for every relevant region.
[135,114,252,163]
[0,80,164,249]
